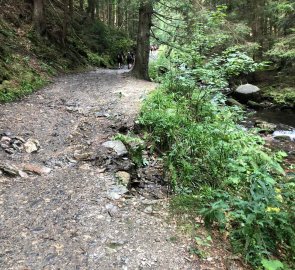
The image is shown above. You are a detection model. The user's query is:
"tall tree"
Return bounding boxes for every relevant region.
[132,0,153,80]
[33,0,45,34]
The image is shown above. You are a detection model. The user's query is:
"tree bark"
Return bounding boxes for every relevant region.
[69,0,74,18]
[79,0,84,11]
[62,0,69,46]
[117,0,123,28]
[33,0,45,34]
[132,0,153,80]
[87,0,95,20]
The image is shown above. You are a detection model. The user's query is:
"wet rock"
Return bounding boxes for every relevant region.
[0,162,19,176]
[107,185,128,200]
[226,98,245,108]
[248,100,274,110]
[255,120,277,133]
[102,140,128,156]
[115,171,131,186]
[273,130,295,141]
[24,139,40,153]
[23,164,51,175]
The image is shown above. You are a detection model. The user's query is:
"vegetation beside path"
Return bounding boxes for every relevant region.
[138,3,295,269]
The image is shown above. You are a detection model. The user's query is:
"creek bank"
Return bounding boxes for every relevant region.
[241,109,295,167]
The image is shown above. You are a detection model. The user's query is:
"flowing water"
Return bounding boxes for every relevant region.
[254,109,295,128]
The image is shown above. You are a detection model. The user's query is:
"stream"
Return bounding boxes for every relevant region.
[254,109,295,128]
[246,108,295,166]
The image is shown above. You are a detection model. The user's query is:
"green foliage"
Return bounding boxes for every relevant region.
[261,86,295,107]
[114,133,146,167]
[140,70,295,267]
[261,259,284,270]
[87,52,110,67]
[266,31,295,61]
[149,47,171,82]
[140,3,294,266]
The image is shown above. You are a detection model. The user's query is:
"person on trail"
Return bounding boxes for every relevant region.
[117,53,124,69]
[127,52,133,69]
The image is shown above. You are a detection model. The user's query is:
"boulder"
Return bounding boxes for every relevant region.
[255,120,277,133]
[102,140,128,156]
[236,84,260,94]
[233,84,261,103]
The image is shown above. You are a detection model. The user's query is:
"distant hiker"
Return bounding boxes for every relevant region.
[131,52,135,63]
[150,45,154,54]
[127,52,133,69]
[117,53,124,69]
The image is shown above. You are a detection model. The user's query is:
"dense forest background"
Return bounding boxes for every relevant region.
[0,0,294,101]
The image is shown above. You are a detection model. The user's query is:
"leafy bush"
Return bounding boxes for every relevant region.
[140,43,294,267]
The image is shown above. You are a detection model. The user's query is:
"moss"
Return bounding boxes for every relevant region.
[261,86,295,107]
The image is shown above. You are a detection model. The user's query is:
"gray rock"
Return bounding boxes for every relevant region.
[107,185,129,200]
[226,98,245,108]
[102,140,128,156]
[13,136,25,143]
[0,162,19,176]
[24,139,40,153]
[115,171,131,186]
[143,206,153,214]
[73,151,96,161]
[105,203,118,217]
[95,111,110,118]
[1,136,11,143]
[236,84,260,94]
[255,120,277,133]
[19,170,29,178]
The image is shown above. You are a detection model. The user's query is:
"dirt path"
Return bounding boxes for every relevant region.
[0,69,195,270]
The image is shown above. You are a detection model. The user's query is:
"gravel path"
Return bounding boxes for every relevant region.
[0,69,195,270]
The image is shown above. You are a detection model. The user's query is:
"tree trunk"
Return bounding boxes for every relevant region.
[117,0,123,28]
[62,0,69,46]
[108,0,114,26]
[69,0,73,18]
[33,0,45,34]
[132,0,153,80]
[79,0,84,11]
[87,0,95,20]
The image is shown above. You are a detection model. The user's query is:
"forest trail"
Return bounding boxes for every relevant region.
[0,69,195,270]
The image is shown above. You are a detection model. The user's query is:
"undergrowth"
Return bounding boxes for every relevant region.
[141,36,295,268]
[140,74,295,268]
[0,2,132,102]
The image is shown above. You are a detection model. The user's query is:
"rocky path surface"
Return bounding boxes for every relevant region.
[0,69,195,270]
